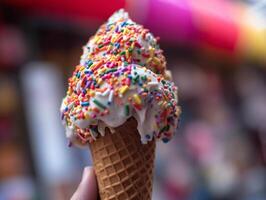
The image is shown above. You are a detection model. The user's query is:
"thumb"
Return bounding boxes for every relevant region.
[71,167,98,200]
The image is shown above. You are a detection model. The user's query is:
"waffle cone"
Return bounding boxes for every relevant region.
[89,118,156,200]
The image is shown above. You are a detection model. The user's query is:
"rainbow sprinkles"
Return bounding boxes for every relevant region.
[60,9,181,145]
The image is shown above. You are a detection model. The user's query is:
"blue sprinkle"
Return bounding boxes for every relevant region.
[81,102,89,106]
[147,95,153,103]
[82,89,87,94]
[115,43,120,48]
[91,125,98,132]
[68,141,72,147]
[121,21,127,27]
[86,60,93,67]
[162,138,170,143]
[145,135,151,139]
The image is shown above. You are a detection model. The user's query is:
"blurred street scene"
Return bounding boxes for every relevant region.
[0,0,265,199]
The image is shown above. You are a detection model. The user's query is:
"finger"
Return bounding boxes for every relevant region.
[71,167,98,200]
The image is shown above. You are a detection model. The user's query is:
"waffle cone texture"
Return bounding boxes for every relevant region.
[89,118,156,200]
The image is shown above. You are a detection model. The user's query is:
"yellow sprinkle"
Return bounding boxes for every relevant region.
[84,113,90,119]
[131,42,135,49]
[98,68,106,75]
[94,36,99,43]
[110,25,115,31]
[107,45,112,51]
[147,58,153,64]
[153,57,161,65]
[133,94,141,105]
[90,91,95,97]
[79,66,85,71]
[119,85,129,95]
[150,47,155,57]
[111,55,116,60]
[124,28,128,34]
[111,35,117,43]
[126,50,129,59]
[97,78,103,85]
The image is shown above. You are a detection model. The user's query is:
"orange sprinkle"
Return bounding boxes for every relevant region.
[93,107,100,113]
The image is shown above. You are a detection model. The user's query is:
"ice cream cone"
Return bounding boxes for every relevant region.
[89,118,156,200]
[60,9,181,200]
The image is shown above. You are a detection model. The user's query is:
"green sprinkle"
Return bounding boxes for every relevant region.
[88,61,93,67]
[93,99,106,110]
[141,75,147,81]
[98,44,104,48]
[120,51,126,55]
[106,68,117,74]
[124,104,130,116]
[143,88,148,93]
[133,75,139,82]
[128,47,133,53]
[160,125,170,133]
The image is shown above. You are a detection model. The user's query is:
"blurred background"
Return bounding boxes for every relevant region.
[0,0,265,199]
